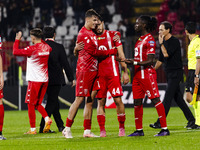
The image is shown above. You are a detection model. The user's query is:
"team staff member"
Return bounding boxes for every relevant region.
[39,27,75,133]
[185,22,200,127]
[150,21,196,129]
[121,16,169,136]
[0,36,5,140]
[13,29,53,134]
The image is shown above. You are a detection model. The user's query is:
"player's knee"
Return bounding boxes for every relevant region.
[151,97,160,105]
[134,99,143,106]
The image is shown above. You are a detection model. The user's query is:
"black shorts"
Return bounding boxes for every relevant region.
[185,70,200,94]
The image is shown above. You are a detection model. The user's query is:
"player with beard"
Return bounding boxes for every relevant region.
[62,9,118,138]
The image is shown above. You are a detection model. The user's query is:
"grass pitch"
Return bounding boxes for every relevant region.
[0,107,200,150]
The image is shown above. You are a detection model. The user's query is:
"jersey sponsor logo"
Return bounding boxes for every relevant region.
[98,45,107,51]
[97,37,106,40]
[38,52,50,56]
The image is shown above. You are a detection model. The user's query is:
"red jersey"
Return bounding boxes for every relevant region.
[76,26,98,72]
[97,30,122,77]
[13,40,52,82]
[134,33,156,79]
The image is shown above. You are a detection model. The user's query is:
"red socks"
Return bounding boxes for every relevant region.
[155,101,167,128]
[134,105,143,130]
[83,119,91,130]
[66,118,74,127]
[0,104,4,132]
[97,115,105,131]
[28,104,36,128]
[35,105,48,118]
[117,114,126,129]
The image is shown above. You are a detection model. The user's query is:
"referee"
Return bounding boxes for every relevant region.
[149,21,196,129]
[185,22,200,128]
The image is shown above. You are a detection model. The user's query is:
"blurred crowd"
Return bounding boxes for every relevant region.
[156,0,200,34]
[0,0,135,42]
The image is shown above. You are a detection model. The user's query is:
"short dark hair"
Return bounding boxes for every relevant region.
[160,21,172,33]
[43,27,55,38]
[85,9,99,19]
[185,22,196,34]
[30,28,43,39]
[139,15,157,32]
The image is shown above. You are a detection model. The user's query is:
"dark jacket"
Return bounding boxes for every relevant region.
[46,40,74,85]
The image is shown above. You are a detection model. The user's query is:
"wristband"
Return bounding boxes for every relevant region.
[133,61,138,65]
[195,74,199,78]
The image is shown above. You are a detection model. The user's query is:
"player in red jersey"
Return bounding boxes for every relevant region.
[119,15,169,136]
[0,36,6,140]
[94,20,129,137]
[74,18,129,137]
[62,9,117,138]
[13,29,53,134]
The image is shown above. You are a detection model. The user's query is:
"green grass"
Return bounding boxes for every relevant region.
[0,107,200,150]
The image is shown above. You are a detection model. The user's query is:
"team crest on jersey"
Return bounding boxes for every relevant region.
[97,37,105,40]
[138,38,142,41]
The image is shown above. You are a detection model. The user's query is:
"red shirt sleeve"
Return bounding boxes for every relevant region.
[146,39,156,55]
[111,31,122,47]
[13,40,34,57]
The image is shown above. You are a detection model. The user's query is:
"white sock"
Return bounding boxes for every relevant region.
[162,127,167,130]
[136,129,143,131]
[65,127,71,131]
[84,129,91,134]
[44,116,49,122]
[31,128,36,131]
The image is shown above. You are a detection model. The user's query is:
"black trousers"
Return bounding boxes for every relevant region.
[39,85,64,132]
[156,69,195,124]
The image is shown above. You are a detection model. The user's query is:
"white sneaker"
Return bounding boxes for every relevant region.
[62,127,73,139]
[83,130,100,138]
[0,135,6,140]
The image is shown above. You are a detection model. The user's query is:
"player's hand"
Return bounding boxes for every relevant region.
[122,72,129,85]
[15,31,22,40]
[0,75,4,90]
[194,77,199,87]
[75,41,84,51]
[115,56,125,62]
[71,80,76,87]
[124,59,134,64]
[113,33,120,42]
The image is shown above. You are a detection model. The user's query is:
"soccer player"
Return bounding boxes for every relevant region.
[74,18,129,137]
[120,15,169,136]
[185,22,200,128]
[0,36,6,140]
[13,29,53,134]
[62,9,117,138]
[94,19,129,137]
